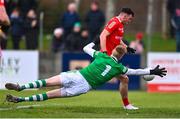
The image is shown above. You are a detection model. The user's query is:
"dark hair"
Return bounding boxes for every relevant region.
[121,8,134,17]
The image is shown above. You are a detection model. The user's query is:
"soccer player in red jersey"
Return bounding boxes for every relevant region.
[100,8,138,110]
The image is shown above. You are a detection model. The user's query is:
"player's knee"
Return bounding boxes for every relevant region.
[66,89,89,97]
[121,76,129,84]
[60,88,69,97]
[60,88,83,97]
[67,92,81,97]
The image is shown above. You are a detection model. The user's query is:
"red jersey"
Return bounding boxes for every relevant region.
[0,0,4,6]
[102,17,124,56]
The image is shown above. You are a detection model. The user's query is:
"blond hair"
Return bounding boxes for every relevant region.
[112,44,127,60]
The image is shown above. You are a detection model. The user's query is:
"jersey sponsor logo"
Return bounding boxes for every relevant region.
[118,28,124,33]
[108,21,116,29]
[115,36,123,40]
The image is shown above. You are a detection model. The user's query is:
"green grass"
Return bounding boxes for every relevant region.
[125,33,176,52]
[0,90,180,118]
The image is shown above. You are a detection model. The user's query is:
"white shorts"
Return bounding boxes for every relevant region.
[59,71,92,97]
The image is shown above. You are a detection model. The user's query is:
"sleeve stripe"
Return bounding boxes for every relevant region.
[93,51,100,58]
[123,67,128,74]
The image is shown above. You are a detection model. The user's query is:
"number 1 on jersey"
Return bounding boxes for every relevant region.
[101,65,112,76]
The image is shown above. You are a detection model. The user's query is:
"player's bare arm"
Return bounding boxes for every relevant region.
[100,29,110,52]
[0,0,10,26]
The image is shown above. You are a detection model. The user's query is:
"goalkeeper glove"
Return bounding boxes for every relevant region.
[127,47,136,54]
[150,65,167,77]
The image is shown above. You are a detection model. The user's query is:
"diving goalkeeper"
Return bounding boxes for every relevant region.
[5,43,167,103]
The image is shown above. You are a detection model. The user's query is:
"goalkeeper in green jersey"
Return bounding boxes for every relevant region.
[5,42,167,103]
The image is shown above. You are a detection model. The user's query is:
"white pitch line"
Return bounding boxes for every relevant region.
[0,103,75,111]
[0,104,40,111]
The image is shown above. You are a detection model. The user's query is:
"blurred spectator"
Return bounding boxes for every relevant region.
[85,1,105,41]
[167,0,176,38]
[0,29,7,49]
[130,32,144,54]
[10,8,23,49]
[66,22,81,52]
[17,0,38,19]
[24,9,39,50]
[167,0,180,52]
[52,28,65,53]
[174,9,180,52]
[60,2,80,38]
[79,28,90,50]
[5,0,18,16]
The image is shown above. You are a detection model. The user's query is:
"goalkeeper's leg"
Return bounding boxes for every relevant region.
[5,75,61,91]
[6,83,90,103]
[6,89,63,103]
[6,71,91,103]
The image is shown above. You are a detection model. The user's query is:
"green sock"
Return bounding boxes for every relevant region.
[19,93,48,102]
[20,79,46,91]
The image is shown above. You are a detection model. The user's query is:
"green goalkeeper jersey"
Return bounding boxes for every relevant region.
[79,51,128,88]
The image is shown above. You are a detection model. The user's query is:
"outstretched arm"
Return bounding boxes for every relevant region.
[83,42,96,57]
[100,29,110,52]
[125,68,150,75]
[125,65,167,77]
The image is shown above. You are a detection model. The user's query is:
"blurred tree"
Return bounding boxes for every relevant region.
[105,0,116,23]
[146,0,154,51]
[162,0,168,39]
[74,0,80,11]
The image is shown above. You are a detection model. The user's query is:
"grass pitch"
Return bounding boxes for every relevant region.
[0,90,180,118]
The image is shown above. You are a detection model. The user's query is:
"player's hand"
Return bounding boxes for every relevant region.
[127,47,136,54]
[150,65,167,77]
